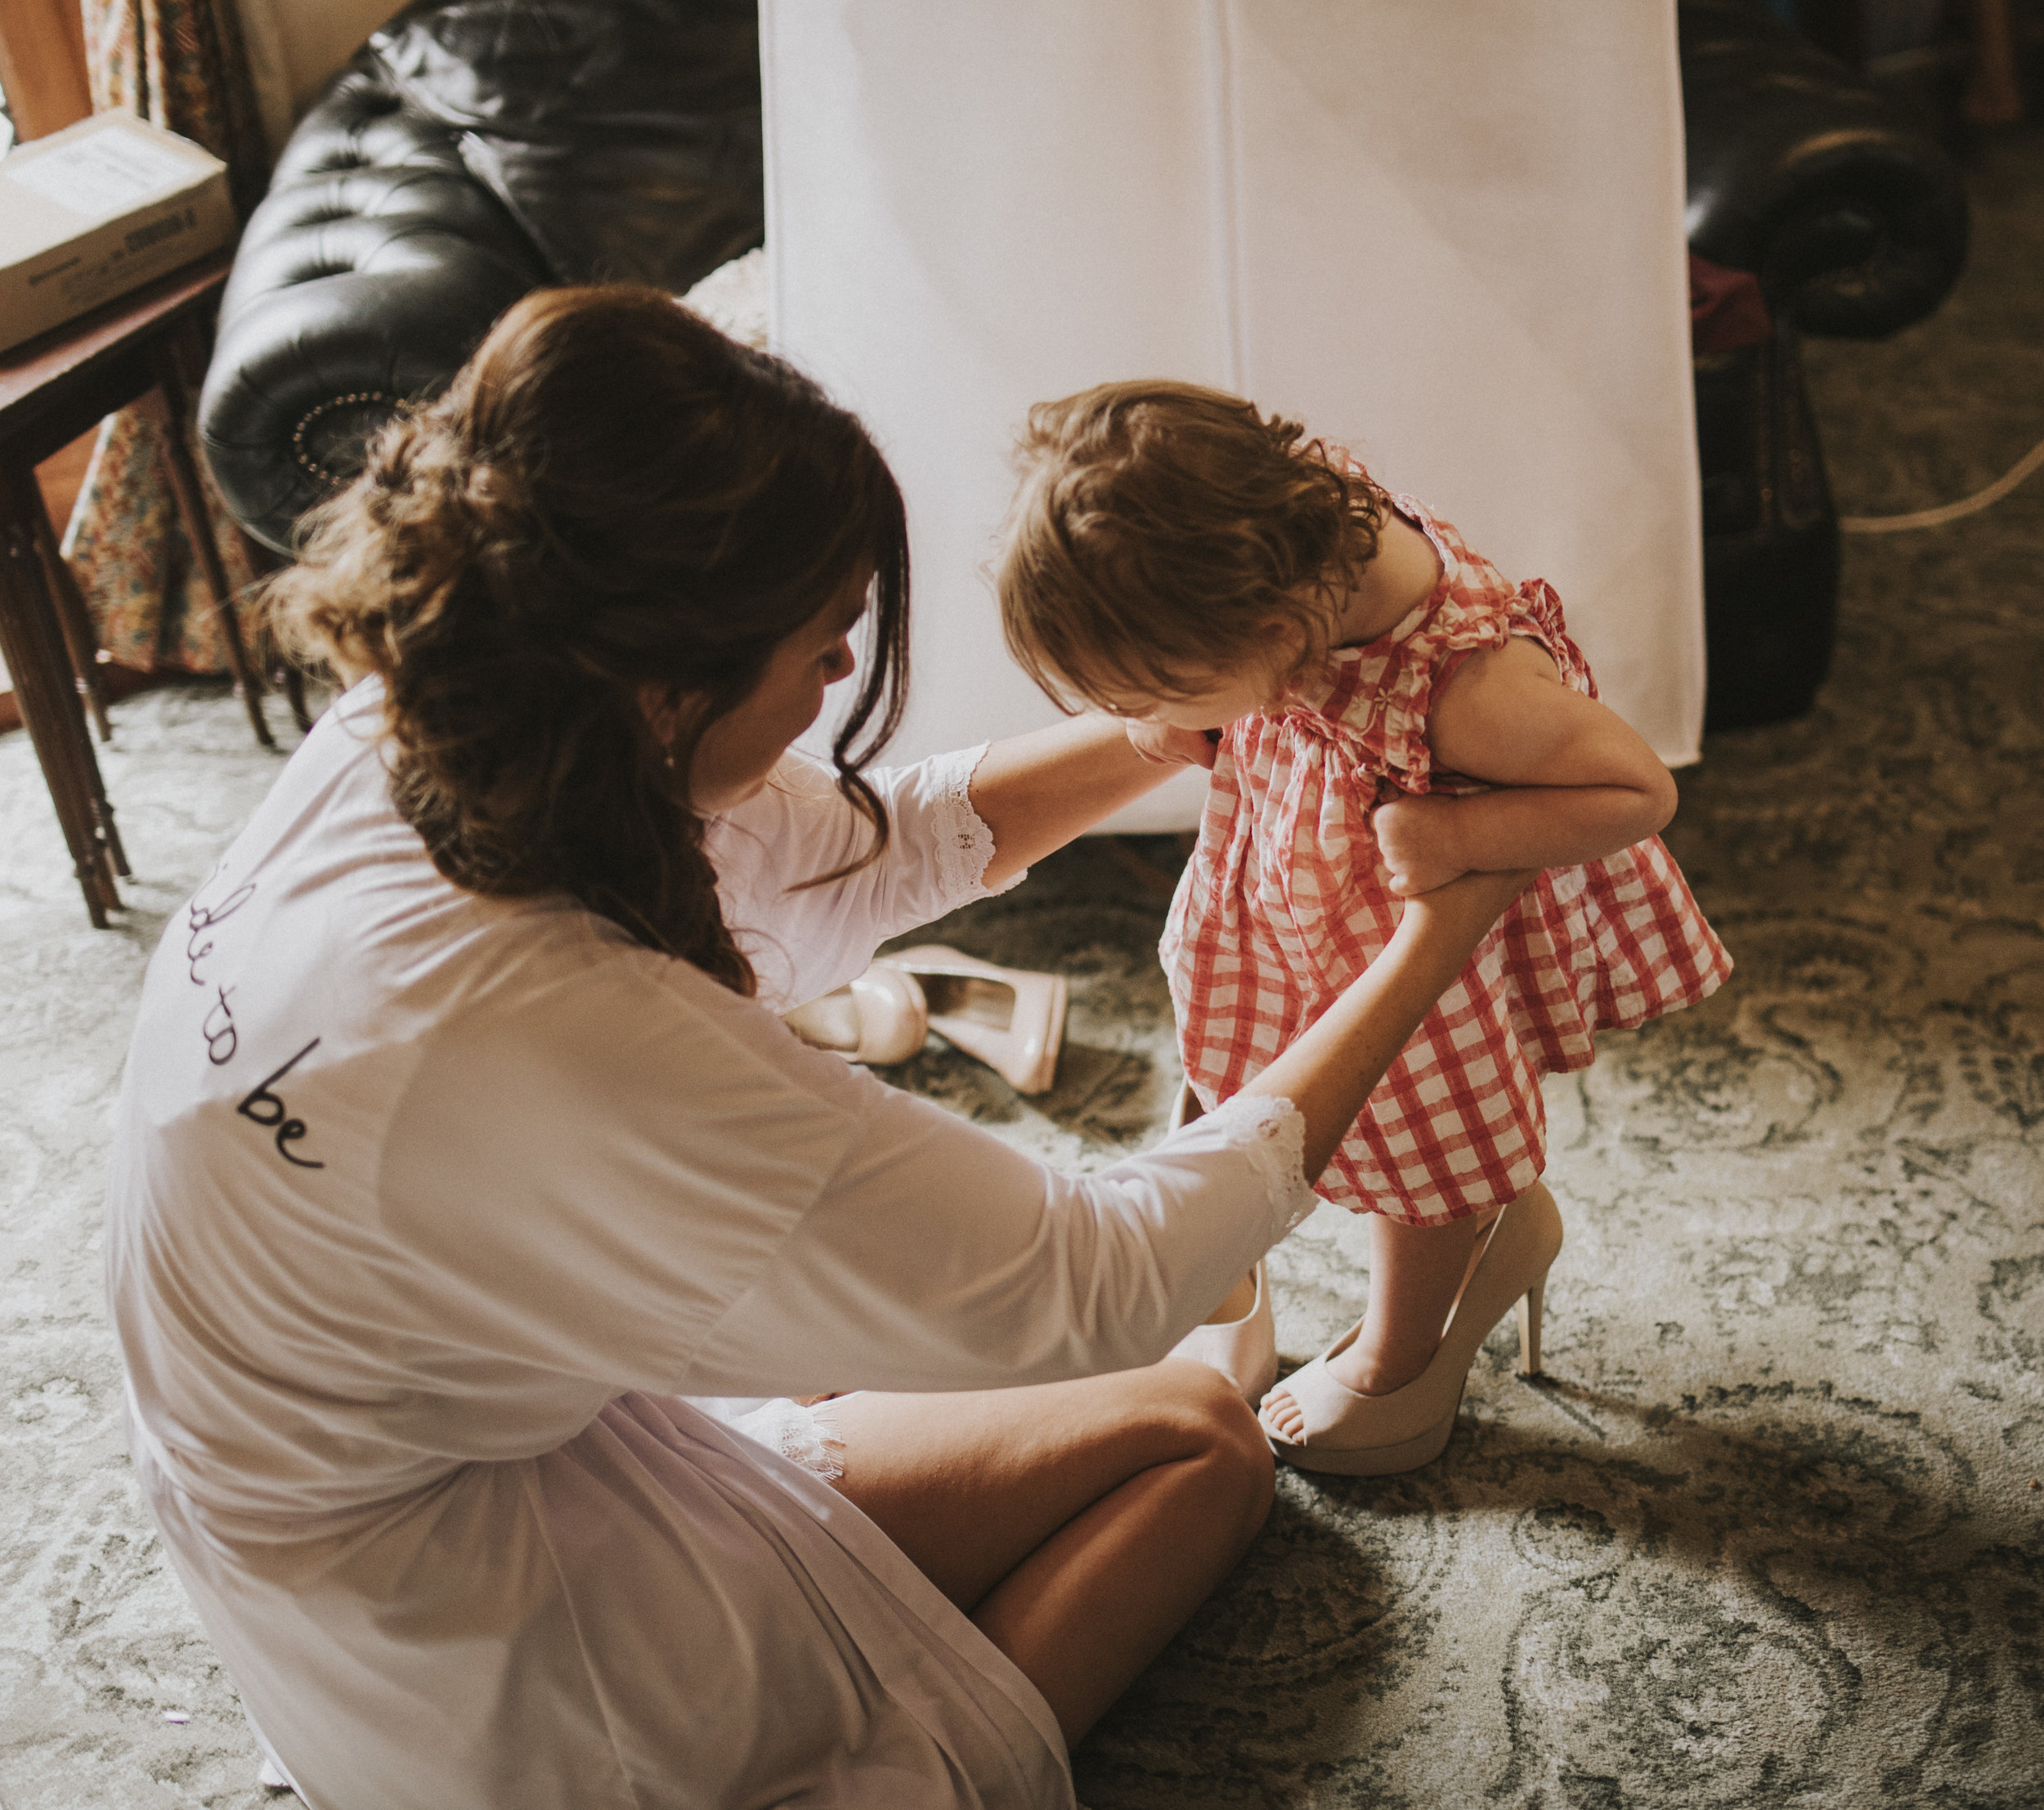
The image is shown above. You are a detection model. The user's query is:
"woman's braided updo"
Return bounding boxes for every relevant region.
[267,284,909,993]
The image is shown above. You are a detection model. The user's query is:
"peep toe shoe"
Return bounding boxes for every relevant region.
[876,945,1067,1095]
[1259,1185,1562,1476]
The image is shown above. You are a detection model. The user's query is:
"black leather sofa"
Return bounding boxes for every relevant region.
[199,0,1969,730]
[1679,0,1967,728]
[199,0,762,553]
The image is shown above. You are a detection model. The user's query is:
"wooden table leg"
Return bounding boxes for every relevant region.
[144,345,273,750]
[235,530,314,732]
[16,479,130,876]
[0,477,120,924]
[281,661,312,733]
[33,502,114,741]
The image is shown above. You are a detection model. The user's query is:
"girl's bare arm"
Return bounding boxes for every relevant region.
[1374,638,1678,896]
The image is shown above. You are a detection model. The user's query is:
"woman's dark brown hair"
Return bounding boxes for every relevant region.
[998,379,1383,710]
[268,284,909,994]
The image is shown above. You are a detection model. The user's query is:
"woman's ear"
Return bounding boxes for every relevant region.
[638,681,688,755]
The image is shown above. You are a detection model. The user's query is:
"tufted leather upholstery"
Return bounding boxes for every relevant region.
[1679,0,1968,339]
[1674,2,1967,729]
[199,0,761,551]
[1695,329,1842,730]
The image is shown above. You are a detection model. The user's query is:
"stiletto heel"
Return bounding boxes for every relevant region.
[1259,1184,1562,1476]
[1515,1275,1544,1378]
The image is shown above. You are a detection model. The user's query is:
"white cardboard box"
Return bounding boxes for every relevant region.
[0,112,235,357]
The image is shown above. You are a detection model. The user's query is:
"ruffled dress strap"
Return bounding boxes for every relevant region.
[1290,493,1594,797]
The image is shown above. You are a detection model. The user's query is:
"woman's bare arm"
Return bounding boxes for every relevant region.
[1244,869,1533,1180]
[969,715,1190,889]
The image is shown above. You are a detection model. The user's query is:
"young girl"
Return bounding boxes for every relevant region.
[997,380,1732,1476]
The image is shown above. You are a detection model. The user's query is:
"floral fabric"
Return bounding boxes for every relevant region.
[63,0,269,674]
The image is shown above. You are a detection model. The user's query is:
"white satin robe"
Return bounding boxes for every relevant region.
[105,679,1314,1809]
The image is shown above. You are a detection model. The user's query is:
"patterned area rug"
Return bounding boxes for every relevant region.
[2,137,2039,1810]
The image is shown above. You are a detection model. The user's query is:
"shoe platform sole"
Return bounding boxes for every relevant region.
[1264,1385,1465,1476]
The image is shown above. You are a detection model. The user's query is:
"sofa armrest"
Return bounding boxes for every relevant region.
[199,0,764,553]
[199,59,549,552]
[1679,0,1968,338]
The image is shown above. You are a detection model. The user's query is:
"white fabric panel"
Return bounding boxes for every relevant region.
[233,0,410,154]
[764,1,1704,830]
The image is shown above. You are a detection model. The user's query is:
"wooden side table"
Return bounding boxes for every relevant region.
[0,248,284,926]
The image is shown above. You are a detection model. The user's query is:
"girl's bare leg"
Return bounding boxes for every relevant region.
[1262,1188,1546,1437]
[824,1357,1273,1747]
[1333,1208,1493,1396]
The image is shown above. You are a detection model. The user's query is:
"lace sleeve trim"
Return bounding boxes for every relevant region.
[1201,1093,1319,1233]
[928,742,1024,903]
[728,1396,846,1482]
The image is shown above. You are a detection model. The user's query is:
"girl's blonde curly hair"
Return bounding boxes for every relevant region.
[997,379,1383,711]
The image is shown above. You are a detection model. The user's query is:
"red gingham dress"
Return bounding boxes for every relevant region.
[1161,494,1732,1225]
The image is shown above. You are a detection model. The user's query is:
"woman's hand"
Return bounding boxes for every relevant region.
[1125,720,1220,770]
[1373,791,1469,896]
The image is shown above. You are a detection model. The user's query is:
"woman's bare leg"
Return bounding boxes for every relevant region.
[824,1357,1273,1747]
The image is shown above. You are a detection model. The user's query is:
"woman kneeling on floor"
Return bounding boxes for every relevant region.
[106,286,1527,1809]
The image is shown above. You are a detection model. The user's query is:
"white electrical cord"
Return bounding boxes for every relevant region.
[1840,431,2044,533]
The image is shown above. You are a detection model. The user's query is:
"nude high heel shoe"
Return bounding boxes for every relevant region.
[1259,1184,1562,1476]
[782,965,929,1065]
[876,945,1067,1095]
[1170,1262,1280,1405]
[1163,1082,1280,1403]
